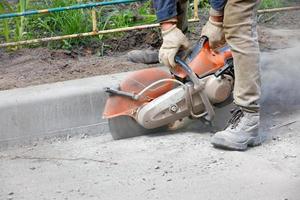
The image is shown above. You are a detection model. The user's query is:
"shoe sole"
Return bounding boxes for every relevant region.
[211,135,263,151]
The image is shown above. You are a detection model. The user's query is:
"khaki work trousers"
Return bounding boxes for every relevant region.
[224,0,261,112]
[177,0,261,112]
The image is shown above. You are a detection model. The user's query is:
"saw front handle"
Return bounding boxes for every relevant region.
[175,56,203,90]
[175,56,215,121]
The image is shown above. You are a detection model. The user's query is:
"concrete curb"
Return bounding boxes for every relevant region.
[0,70,139,149]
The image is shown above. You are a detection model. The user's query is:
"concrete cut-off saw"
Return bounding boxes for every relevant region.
[103,36,234,139]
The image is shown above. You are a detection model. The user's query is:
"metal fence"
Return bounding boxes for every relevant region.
[0,0,199,47]
[0,0,299,48]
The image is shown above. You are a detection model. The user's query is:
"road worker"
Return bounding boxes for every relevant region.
[129,0,262,151]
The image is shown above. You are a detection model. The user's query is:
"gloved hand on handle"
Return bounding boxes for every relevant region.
[159,24,190,68]
[201,8,226,50]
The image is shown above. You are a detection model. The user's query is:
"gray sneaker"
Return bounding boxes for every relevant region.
[127,49,159,64]
[211,108,263,151]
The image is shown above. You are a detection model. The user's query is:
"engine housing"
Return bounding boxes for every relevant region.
[136,75,233,129]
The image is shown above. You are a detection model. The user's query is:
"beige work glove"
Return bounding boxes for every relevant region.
[159,25,190,68]
[201,17,226,49]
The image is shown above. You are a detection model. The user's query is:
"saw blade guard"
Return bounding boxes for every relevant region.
[103,68,174,119]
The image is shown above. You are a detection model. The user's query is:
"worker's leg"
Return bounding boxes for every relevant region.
[128,0,189,64]
[211,0,262,151]
[224,0,261,111]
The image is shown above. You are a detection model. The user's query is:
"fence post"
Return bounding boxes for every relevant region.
[194,0,199,20]
[91,8,98,33]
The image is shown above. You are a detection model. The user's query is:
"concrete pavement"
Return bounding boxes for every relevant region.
[0,71,130,149]
[0,109,299,200]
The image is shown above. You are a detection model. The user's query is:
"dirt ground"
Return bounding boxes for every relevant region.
[1,8,300,91]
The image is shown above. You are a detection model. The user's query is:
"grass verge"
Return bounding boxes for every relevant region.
[0,0,288,50]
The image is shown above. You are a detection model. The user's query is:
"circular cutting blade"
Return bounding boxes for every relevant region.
[108,116,167,140]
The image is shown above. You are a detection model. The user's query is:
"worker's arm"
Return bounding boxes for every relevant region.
[209,0,226,21]
[152,0,190,68]
[153,0,227,22]
[209,0,227,12]
[153,0,178,23]
[201,0,227,49]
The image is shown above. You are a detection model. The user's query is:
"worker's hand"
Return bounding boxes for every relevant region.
[201,17,226,49]
[159,25,190,68]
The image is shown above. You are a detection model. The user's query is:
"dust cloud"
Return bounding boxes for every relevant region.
[260,43,300,109]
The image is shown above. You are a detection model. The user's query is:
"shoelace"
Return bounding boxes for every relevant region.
[227,107,244,129]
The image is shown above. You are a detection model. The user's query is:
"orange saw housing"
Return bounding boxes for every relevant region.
[172,39,232,79]
[103,68,174,118]
[103,38,233,119]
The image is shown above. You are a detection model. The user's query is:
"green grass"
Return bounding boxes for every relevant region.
[0,0,156,49]
[24,0,156,49]
[0,0,29,44]
[24,0,94,49]
[260,0,283,9]
[0,1,11,42]
[0,0,286,50]
[199,0,210,8]
[104,7,156,29]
